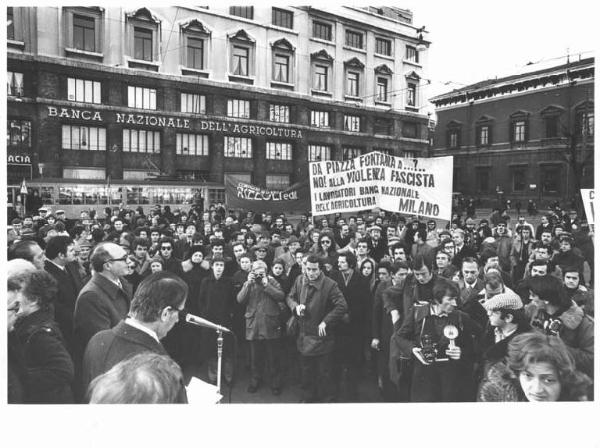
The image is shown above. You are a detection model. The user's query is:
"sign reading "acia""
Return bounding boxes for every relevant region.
[46,106,304,139]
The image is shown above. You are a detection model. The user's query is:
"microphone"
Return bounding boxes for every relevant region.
[180,312,231,333]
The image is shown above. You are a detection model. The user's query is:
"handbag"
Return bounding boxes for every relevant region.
[286,314,299,337]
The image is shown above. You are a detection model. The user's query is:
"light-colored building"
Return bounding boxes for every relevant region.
[7,5,431,215]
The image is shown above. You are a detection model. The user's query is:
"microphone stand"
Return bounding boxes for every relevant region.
[216,329,223,404]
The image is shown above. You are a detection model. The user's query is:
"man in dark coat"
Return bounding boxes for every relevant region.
[286,254,347,403]
[73,242,132,400]
[330,252,371,401]
[396,277,482,402]
[44,235,84,354]
[81,272,188,402]
[196,255,237,384]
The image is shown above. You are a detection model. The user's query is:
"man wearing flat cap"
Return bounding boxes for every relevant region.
[368,224,386,262]
[476,291,531,382]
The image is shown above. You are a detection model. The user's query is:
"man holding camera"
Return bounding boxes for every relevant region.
[286,254,347,402]
[236,260,286,395]
[396,277,482,402]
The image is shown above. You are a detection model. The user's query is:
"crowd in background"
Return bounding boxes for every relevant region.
[6,199,594,403]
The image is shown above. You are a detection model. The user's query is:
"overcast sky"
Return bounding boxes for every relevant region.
[397,0,597,99]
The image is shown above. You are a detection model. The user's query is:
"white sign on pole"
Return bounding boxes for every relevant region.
[20,179,28,194]
[580,189,594,225]
[309,152,454,221]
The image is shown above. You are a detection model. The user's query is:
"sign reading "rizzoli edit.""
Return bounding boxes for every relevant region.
[46,106,303,139]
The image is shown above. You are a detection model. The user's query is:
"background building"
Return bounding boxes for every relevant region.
[7,5,431,215]
[430,57,594,211]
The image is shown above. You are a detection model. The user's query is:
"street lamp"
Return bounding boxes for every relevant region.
[416,26,427,52]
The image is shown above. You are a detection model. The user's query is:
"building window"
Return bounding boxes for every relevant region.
[512,120,527,143]
[311,111,330,128]
[224,136,252,158]
[176,133,209,156]
[7,120,31,148]
[7,71,24,97]
[266,142,292,160]
[476,168,490,192]
[67,77,101,104]
[186,37,204,70]
[545,116,559,138]
[346,71,360,97]
[402,122,418,138]
[232,45,249,76]
[314,64,329,91]
[376,77,389,102]
[578,110,594,137]
[266,174,290,190]
[407,83,417,107]
[273,54,290,83]
[342,147,363,160]
[272,8,293,29]
[374,118,392,135]
[227,99,250,118]
[62,125,106,151]
[7,7,15,40]
[134,27,153,61]
[447,126,461,148]
[478,125,490,146]
[122,129,161,153]
[128,86,157,110]
[229,6,253,20]
[62,168,106,180]
[406,45,419,63]
[344,115,361,132]
[313,21,332,41]
[269,105,290,123]
[542,166,560,193]
[375,38,391,56]
[180,93,206,114]
[345,30,363,49]
[308,144,331,161]
[512,167,526,192]
[73,14,96,52]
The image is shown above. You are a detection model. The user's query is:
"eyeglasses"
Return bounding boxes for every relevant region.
[161,246,173,251]
[107,255,128,263]
[321,240,331,244]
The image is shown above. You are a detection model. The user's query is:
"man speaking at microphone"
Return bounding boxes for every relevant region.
[81,271,188,403]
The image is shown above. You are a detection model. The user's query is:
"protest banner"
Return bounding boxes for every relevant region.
[309,152,453,220]
[225,178,310,213]
[580,189,594,227]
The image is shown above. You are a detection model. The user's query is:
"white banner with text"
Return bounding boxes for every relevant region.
[309,152,453,220]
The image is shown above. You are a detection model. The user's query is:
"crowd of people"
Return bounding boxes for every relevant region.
[6,200,594,403]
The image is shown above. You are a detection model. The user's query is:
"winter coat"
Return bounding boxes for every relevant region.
[44,260,84,353]
[286,273,347,356]
[7,332,27,403]
[494,234,513,272]
[529,301,594,378]
[15,309,74,404]
[81,320,186,403]
[237,276,285,340]
[73,273,132,360]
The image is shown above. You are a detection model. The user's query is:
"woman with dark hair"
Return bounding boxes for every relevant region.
[304,228,321,254]
[360,258,377,294]
[479,332,592,401]
[270,258,290,295]
[244,232,258,251]
[527,275,594,379]
[13,270,74,403]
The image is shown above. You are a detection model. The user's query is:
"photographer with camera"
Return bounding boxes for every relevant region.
[396,277,482,402]
[527,275,594,379]
[237,260,286,395]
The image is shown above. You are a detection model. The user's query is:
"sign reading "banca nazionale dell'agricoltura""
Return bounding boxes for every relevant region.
[46,106,304,139]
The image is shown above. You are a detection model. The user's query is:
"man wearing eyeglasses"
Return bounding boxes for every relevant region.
[81,272,188,403]
[73,242,133,400]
